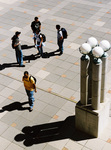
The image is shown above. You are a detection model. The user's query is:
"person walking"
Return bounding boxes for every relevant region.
[22,71,37,112]
[11,31,25,67]
[34,30,44,57]
[31,17,41,47]
[56,24,64,55]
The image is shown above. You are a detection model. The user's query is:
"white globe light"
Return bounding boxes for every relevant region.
[87,37,98,48]
[79,43,91,54]
[99,40,111,52]
[92,46,104,58]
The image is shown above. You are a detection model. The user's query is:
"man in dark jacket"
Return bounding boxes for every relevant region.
[11,31,25,67]
[56,24,64,55]
[31,17,41,47]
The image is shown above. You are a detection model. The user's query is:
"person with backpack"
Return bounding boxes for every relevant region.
[56,24,68,55]
[34,30,45,57]
[11,31,25,67]
[31,17,41,47]
[22,71,37,112]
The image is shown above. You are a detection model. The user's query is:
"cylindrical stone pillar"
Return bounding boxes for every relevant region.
[80,55,90,105]
[92,59,102,110]
[101,52,108,103]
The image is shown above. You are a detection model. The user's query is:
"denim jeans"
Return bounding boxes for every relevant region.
[15,49,23,66]
[25,89,35,109]
[58,39,64,52]
[37,42,43,57]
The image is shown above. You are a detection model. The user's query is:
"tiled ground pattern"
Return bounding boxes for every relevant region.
[0,0,111,150]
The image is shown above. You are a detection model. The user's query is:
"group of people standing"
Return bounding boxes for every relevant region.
[11,16,65,66]
[11,16,66,111]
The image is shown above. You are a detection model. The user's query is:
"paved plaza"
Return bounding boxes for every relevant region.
[0,0,111,149]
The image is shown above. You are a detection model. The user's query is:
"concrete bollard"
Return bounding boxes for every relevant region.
[92,59,102,110]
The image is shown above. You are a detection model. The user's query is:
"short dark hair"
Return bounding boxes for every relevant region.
[34,17,38,21]
[15,31,21,36]
[56,25,60,29]
[24,71,29,76]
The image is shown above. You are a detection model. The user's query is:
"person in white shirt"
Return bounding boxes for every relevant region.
[56,24,64,55]
[34,30,43,57]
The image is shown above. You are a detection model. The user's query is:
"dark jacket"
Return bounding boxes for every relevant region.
[31,21,41,33]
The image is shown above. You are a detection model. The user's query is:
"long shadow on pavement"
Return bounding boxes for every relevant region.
[14,116,93,147]
[23,49,62,63]
[21,45,34,50]
[0,62,20,70]
[0,101,29,112]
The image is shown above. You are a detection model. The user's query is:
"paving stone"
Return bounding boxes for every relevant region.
[2,126,20,142]
[61,101,76,114]
[6,143,24,150]
[0,136,11,150]
[32,113,51,125]
[65,140,83,150]
[85,138,106,150]
[38,80,53,90]
[66,80,79,91]
[1,112,19,125]
[50,96,67,108]
[42,104,59,117]
[48,139,69,150]
[55,77,71,87]
[14,116,31,130]
[60,87,75,99]
[43,144,59,150]
[51,83,64,93]
[0,95,6,105]
[0,121,8,135]
[11,91,25,101]
[34,99,48,112]
[55,109,72,121]
[24,143,46,150]
[45,73,60,83]
[35,70,50,79]
[52,67,66,76]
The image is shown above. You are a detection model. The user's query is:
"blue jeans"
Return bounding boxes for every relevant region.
[25,89,35,109]
[58,39,64,52]
[15,49,23,66]
[37,42,43,57]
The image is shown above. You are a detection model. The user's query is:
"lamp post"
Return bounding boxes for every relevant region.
[99,40,111,103]
[92,46,104,110]
[79,37,110,109]
[75,37,110,137]
[79,43,91,105]
[87,37,98,102]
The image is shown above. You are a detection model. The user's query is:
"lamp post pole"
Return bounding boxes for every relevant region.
[92,58,102,110]
[101,52,108,103]
[80,55,90,105]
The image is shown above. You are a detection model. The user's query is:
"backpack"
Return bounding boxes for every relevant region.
[61,28,68,39]
[40,33,46,42]
[29,75,37,84]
